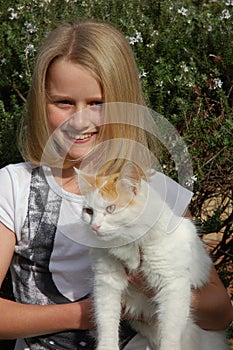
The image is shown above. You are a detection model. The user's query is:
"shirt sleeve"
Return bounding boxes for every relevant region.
[0,165,15,232]
[0,163,31,236]
[150,171,193,217]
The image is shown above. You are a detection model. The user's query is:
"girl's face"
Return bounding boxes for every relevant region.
[46,58,103,165]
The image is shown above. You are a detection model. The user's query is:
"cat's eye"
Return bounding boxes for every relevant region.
[106,204,116,214]
[83,207,93,216]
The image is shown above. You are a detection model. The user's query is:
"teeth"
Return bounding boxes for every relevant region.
[68,132,93,140]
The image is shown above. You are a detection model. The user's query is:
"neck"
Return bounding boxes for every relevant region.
[52,166,81,194]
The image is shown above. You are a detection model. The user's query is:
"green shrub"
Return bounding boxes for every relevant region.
[0,0,232,284]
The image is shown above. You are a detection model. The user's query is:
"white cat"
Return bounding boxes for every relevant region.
[77,164,227,350]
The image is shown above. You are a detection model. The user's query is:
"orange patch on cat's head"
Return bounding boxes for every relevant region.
[98,173,136,207]
[97,173,120,202]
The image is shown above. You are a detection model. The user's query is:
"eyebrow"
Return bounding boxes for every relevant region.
[47,94,103,100]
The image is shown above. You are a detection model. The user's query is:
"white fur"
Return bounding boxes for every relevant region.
[82,177,227,350]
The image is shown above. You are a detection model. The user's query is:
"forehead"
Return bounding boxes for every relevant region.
[97,174,119,202]
[46,58,102,98]
[87,174,134,209]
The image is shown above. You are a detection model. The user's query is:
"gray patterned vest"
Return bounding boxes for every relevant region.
[11,167,135,349]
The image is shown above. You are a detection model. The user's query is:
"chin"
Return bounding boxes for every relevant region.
[68,144,94,160]
[66,151,92,163]
[95,229,118,241]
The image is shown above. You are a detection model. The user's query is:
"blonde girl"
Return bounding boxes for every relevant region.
[0,19,232,350]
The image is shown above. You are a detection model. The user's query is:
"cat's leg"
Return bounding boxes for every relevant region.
[152,277,191,350]
[92,250,128,350]
[123,285,159,349]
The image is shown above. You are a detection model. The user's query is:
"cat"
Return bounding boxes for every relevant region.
[76,164,227,350]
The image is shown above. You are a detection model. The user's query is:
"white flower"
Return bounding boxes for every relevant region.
[213,78,223,89]
[191,175,197,182]
[225,0,233,6]
[181,64,189,72]
[127,30,143,45]
[185,175,197,187]
[25,21,38,34]
[135,30,143,42]
[151,30,159,36]
[146,43,155,48]
[178,7,188,16]
[156,81,163,87]
[139,70,148,78]
[221,9,231,19]
[8,7,19,20]
[25,44,36,56]
[127,36,136,45]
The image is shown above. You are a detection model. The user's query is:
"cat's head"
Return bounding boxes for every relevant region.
[75,163,148,240]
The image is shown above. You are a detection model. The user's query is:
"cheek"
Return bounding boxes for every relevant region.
[47,105,69,133]
[82,211,92,224]
[91,108,103,126]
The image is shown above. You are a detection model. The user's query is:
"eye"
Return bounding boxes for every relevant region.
[90,101,103,106]
[47,95,73,107]
[106,204,116,214]
[83,207,93,216]
[89,101,103,110]
[57,100,73,106]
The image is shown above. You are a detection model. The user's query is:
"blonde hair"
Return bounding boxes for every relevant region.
[19,19,158,174]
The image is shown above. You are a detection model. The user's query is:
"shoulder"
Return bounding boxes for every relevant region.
[149,171,193,216]
[0,162,35,177]
[0,162,37,187]
[0,163,37,235]
[0,164,31,233]
[0,162,37,204]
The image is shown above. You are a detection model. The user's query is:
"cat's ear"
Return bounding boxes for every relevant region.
[73,167,96,194]
[118,162,141,194]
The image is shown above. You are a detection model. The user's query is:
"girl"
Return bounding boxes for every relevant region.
[0,19,232,350]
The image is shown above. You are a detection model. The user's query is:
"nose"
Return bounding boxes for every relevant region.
[69,107,92,130]
[92,224,100,232]
[75,102,87,113]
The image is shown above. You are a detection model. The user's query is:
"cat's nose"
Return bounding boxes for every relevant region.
[92,224,100,232]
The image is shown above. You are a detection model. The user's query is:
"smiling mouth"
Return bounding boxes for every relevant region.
[66,131,97,141]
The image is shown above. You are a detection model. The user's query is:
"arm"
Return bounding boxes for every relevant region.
[191,265,233,330]
[0,297,94,339]
[185,208,233,330]
[0,222,94,339]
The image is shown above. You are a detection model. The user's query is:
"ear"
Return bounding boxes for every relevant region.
[118,162,141,194]
[73,167,96,195]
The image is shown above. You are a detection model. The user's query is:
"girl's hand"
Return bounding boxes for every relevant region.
[124,247,154,299]
[126,269,154,299]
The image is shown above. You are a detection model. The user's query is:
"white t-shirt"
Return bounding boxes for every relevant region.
[0,163,193,350]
